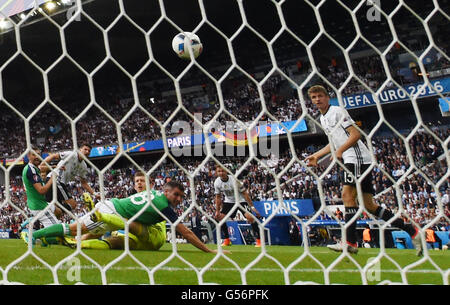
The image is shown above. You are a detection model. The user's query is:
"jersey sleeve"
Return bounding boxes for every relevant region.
[231,175,246,193]
[214,178,221,195]
[59,151,72,160]
[26,166,42,185]
[160,207,179,223]
[237,180,246,193]
[338,107,355,130]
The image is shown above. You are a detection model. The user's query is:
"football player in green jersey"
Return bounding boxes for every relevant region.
[21,146,59,228]
[20,146,72,247]
[23,181,226,254]
[80,172,167,251]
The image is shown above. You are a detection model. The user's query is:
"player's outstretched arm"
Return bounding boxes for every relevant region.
[176,223,230,254]
[305,144,331,166]
[80,178,97,197]
[43,153,61,164]
[242,190,260,218]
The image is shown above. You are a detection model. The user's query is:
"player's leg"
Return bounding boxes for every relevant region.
[34,207,67,246]
[54,206,63,219]
[362,192,417,235]
[80,231,140,250]
[27,200,116,247]
[243,204,261,247]
[217,202,234,246]
[435,233,442,250]
[21,206,67,246]
[45,181,72,215]
[49,180,76,211]
[361,193,422,255]
[64,199,77,210]
[341,184,359,250]
[94,211,149,241]
[25,221,73,244]
[105,222,167,251]
[328,164,364,254]
[80,239,112,250]
[77,200,124,238]
[103,231,141,250]
[141,221,167,250]
[57,182,77,210]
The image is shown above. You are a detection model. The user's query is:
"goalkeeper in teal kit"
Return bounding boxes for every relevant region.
[23,181,226,254]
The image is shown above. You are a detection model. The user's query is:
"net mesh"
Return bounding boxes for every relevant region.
[0,0,449,285]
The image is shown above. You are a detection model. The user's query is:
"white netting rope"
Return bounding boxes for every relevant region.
[0,0,448,284]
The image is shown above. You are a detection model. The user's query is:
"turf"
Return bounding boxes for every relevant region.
[0,239,448,285]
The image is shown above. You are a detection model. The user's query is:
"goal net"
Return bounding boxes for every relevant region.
[0,0,449,285]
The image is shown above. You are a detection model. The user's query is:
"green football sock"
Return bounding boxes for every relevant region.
[32,223,70,240]
[81,239,111,250]
[99,213,126,231]
[41,237,62,245]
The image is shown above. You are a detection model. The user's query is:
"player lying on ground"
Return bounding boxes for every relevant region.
[305,85,423,256]
[22,181,228,254]
[80,172,166,251]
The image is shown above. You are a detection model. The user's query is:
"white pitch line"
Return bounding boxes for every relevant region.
[7,265,443,274]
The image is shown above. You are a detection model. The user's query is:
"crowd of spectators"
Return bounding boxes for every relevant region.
[1,123,448,236]
[1,45,449,243]
[2,46,449,160]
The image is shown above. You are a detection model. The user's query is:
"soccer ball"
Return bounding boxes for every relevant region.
[171,32,203,60]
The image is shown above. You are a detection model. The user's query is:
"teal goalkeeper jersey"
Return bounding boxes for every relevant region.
[111,190,178,225]
[22,163,48,210]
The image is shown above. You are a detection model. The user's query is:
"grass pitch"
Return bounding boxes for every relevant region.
[0,239,448,285]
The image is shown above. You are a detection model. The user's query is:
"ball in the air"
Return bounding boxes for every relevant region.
[172,32,203,60]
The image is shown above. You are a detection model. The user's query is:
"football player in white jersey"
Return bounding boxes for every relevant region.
[214,164,262,247]
[43,144,96,212]
[305,85,422,256]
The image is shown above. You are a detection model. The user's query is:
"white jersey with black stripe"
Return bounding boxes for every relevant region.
[319,105,372,165]
[47,151,89,185]
[214,174,246,203]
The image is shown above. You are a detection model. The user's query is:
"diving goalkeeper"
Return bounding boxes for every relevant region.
[23,181,226,254]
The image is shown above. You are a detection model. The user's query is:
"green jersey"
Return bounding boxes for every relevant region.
[22,163,48,210]
[112,190,178,225]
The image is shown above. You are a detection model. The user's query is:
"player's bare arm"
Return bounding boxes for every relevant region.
[33,175,53,195]
[215,194,223,219]
[305,144,331,166]
[43,152,61,164]
[242,190,260,218]
[176,222,230,254]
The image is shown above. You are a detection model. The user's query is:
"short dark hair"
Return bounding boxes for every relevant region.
[81,143,92,149]
[307,85,330,97]
[215,163,227,170]
[134,172,145,178]
[28,145,40,155]
[164,181,185,192]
